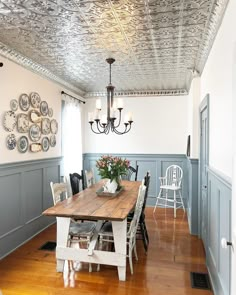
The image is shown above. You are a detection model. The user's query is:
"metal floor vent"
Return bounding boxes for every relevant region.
[39,241,56,251]
[190,272,211,290]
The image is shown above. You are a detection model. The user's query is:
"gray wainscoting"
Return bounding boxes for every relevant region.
[206,167,231,295]
[186,158,199,235]
[83,153,188,207]
[0,157,62,259]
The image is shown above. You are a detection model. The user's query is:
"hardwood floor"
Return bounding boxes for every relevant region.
[0,208,213,295]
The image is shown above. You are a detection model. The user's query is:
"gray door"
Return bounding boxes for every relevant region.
[199,95,209,250]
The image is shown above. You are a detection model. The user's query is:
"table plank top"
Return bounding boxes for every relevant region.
[43,180,141,221]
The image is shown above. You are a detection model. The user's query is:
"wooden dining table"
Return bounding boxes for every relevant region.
[42,180,141,281]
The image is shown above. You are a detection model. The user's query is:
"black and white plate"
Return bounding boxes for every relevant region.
[17,113,29,133]
[42,137,50,152]
[48,108,53,117]
[50,119,58,134]
[10,99,18,111]
[40,101,48,116]
[19,93,30,111]
[29,124,41,142]
[50,135,56,147]
[30,92,41,108]
[41,118,51,135]
[17,136,29,153]
[3,111,17,132]
[6,134,16,150]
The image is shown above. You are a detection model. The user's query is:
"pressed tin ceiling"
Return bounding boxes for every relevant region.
[0,0,229,97]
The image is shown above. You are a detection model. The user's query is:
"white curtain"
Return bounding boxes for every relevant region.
[62,95,82,179]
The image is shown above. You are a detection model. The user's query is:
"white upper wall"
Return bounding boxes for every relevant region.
[187,77,201,158]
[83,95,189,154]
[200,0,235,178]
[0,56,62,164]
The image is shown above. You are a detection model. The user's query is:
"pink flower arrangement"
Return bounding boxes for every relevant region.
[96,155,130,189]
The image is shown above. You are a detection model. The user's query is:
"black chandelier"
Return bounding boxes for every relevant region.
[88,58,133,135]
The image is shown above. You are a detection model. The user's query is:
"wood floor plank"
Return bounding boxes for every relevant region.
[0,208,214,295]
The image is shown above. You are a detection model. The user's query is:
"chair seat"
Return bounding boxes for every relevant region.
[69,222,96,236]
[160,185,181,191]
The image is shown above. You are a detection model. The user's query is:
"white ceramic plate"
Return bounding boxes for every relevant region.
[42,137,50,152]
[3,111,17,132]
[50,119,58,134]
[29,124,41,142]
[30,92,41,108]
[17,113,29,133]
[17,136,29,153]
[6,134,16,150]
[41,118,51,135]
[19,93,30,111]
[29,109,41,123]
[30,143,42,152]
[40,101,48,116]
[10,99,18,111]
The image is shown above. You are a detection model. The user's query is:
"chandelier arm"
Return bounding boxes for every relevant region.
[113,123,132,135]
[113,110,122,128]
[89,122,105,134]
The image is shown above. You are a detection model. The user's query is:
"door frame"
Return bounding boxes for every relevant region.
[198,93,209,239]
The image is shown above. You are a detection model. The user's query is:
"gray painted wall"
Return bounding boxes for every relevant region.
[0,157,62,259]
[83,153,188,207]
[186,158,199,235]
[206,167,231,295]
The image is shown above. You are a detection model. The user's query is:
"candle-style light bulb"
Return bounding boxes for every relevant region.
[88,112,93,122]
[117,98,124,109]
[96,99,102,110]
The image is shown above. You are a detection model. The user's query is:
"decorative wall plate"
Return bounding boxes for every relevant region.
[42,137,50,152]
[40,101,48,116]
[6,134,16,150]
[29,124,41,142]
[50,135,56,147]
[17,113,29,133]
[50,119,58,134]
[17,136,28,153]
[41,118,50,135]
[29,109,41,123]
[19,93,30,111]
[48,108,53,117]
[10,99,18,111]
[30,92,41,108]
[3,111,17,132]
[30,143,42,152]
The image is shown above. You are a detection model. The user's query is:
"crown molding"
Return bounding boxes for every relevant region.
[85,89,188,98]
[0,42,85,97]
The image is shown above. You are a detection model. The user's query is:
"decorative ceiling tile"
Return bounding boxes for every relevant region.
[0,0,229,97]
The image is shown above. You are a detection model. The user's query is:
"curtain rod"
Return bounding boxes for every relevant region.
[61,91,86,104]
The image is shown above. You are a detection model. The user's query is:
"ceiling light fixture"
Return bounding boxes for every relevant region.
[88,58,133,135]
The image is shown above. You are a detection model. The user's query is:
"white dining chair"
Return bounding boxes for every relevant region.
[50,181,96,272]
[85,168,95,188]
[97,181,146,274]
[153,165,185,218]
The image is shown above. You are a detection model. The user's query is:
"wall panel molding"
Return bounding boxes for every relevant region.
[83,153,188,207]
[206,167,231,295]
[0,157,62,259]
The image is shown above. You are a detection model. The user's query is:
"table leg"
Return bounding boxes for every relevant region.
[112,219,127,281]
[56,217,70,272]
